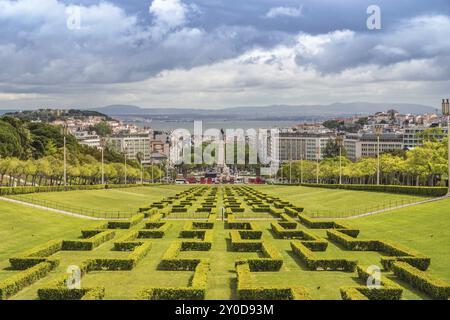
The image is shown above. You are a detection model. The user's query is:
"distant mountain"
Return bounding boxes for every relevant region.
[91,102,437,120]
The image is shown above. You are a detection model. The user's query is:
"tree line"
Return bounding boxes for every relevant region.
[0,116,164,186]
[277,138,448,187]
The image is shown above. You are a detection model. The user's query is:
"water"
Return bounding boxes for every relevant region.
[120,119,300,132]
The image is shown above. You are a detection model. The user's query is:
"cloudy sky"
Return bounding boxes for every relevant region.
[1,0,450,109]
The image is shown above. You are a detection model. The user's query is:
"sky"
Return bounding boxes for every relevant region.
[0,0,450,109]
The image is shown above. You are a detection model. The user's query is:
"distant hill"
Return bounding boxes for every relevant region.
[91,102,437,120]
[4,109,112,122]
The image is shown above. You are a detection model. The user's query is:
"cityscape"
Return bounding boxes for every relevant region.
[0,0,449,310]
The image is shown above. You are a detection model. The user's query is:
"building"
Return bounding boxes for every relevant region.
[73,131,101,149]
[402,126,447,149]
[276,132,334,162]
[344,133,404,160]
[107,133,152,164]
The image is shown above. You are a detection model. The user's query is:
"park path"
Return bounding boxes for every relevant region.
[0,196,103,220]
[332,195,449,220]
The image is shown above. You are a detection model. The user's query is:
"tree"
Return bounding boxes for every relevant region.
[89,121,112,137]
[0,120,24,158]
[323,140,347,158]
[323,120,344,130]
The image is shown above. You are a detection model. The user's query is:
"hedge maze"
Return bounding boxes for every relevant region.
[1,185,449,300]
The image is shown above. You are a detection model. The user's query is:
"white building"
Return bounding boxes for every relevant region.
[73,131,101,149]
[275,132,333,162]
[402,126,447,149]
[344,133,404,160]
[107,133,152,164]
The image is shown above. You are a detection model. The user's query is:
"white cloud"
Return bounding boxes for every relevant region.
[148,0,201,40]
[265,6,303,19]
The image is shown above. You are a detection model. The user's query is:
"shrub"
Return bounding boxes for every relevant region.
[138,262,209,300]
[62,230,115,251]
[139,222,171,238]
[290,240,357,272]
[87,242,152,271]
[300,183,447,197]
[159,242,209,271]
[0,262,57,300]
[9,240,63,270]
[38,286,105,300]
[0,184,145,196]
[107,214,144,229]
[392,261,450,300]
[236,263,310,300]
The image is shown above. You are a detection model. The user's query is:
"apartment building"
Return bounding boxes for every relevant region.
[107,133,152,164]
[73,131,102,149]
[276,132,333,162]
[344,133,404,160]
[402,126,447,149]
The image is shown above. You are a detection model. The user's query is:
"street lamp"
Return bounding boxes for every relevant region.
[101,144,104,185]
[300,140,304,184]
[62,123,67,187]
[336,134,344,185]
[442,99,450,196]
[289,140,292,184]
[316,145,320,184]
[374,125,383,185]
[124,153,127,184]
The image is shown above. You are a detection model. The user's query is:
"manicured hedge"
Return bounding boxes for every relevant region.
[87,242,152,271]
[340,264,403,300]
[159,242,209,271]
[340,286,402,300]
[138,262,209,300]
[236,263,310,300]
[0,262,57,300]
[9,240,63,270]
[38,286,105,300]
[327,230,430,271]
[300,183,447,197]
[107,213,144,229]
[392,261,450,300]
[229,231,262,251]
[139,222,172,238]
[62,230,115,251]
[0,183,147,196]
[290,240,357,272]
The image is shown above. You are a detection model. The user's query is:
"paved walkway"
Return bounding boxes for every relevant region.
[0,196,104,220]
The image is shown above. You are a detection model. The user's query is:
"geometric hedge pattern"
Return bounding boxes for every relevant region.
[1,185,449,300]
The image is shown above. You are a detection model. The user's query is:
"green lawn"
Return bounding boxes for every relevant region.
[7,185,190,215]
[349,197,450,283]
[0,185,448,300]
[253,185,429,217]
[0,200,98,281]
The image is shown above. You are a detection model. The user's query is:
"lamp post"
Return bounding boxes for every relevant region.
[374,125,383,185]
[140,160,143,185]
[62,123,67,187]
[151,159,154,184]
[124,154,127,184]
[442,99,450,196]
[289,140,292,184]
[300,141,304,184]
[316,145,320,184]
[101,144,104,185]
[336,134,344,185]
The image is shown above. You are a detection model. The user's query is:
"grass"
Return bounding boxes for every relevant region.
[7,185,191,215]
[253,185,429,217]
[349,197,450,283]
[0,200,98,281]
[0,185,449,300]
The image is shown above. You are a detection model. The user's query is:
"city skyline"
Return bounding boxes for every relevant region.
[1,0,450,109]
